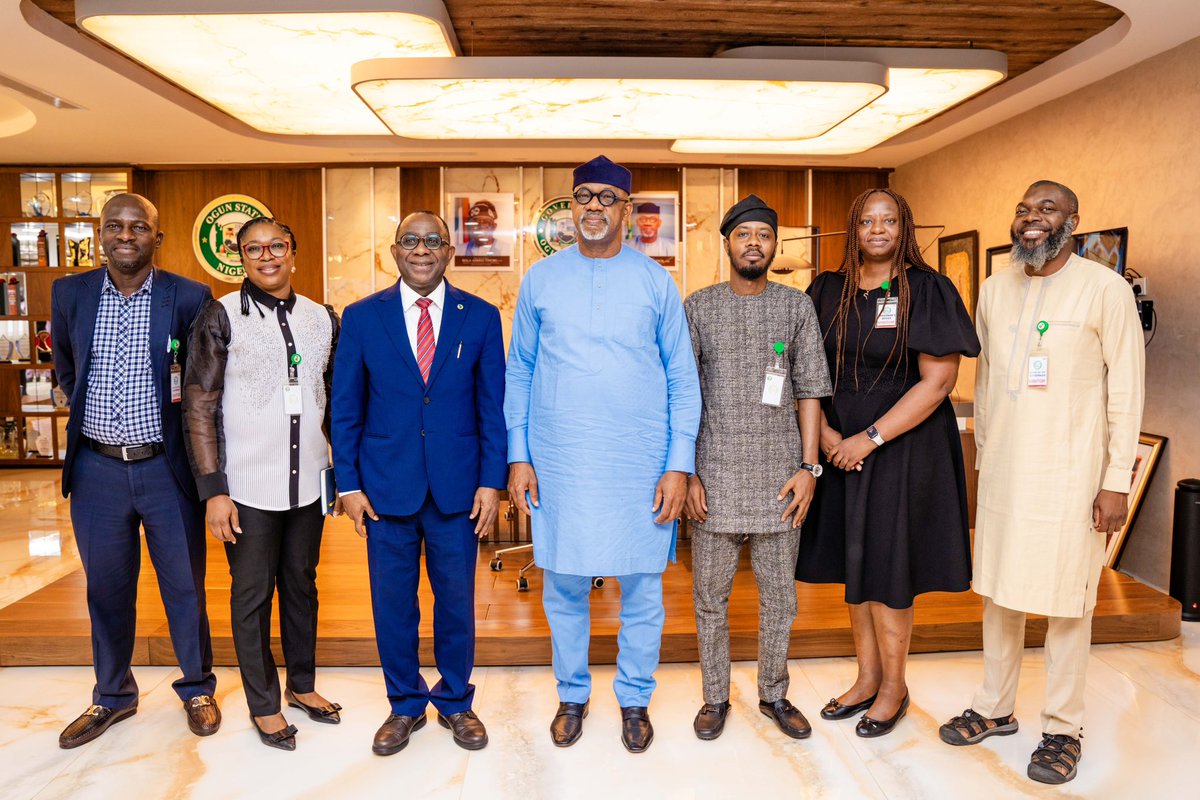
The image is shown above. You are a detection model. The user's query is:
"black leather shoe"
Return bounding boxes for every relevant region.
[550,701,589,747]
[372,713,427,755]
[59,703,138,749]
[820,693,878,721]
[285,689,342,724]
[620,706,653,753]
[693,701,731,740]
[856,693,910,738]
[758,698,812,739]
[438,710,488,750]
[251,714,298,751]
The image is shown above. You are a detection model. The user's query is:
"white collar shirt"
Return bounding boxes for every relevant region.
[398,279,445,359]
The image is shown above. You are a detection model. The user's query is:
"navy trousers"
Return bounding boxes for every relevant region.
[366,491,478,717]
[69,446,215,709]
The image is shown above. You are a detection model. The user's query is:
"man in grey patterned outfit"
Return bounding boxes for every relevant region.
[683,194,831,741]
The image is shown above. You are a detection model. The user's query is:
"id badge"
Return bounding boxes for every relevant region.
[761,366,787,407]
[283,380,303,415]
[875,297,898,329]
[169,363,182,403]
[1027,353,1049,388]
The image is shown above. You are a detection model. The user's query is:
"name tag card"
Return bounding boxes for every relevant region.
[875,297,899,329]
[1027,354,1049,388]
[762,367,787,407]
[169,364,182,403]
[283,380,303,415]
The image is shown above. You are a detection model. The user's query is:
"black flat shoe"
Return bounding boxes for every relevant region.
[855,694,910,738]
[821,693,878,721]
[285,689,342,724]
[251,714,298,751]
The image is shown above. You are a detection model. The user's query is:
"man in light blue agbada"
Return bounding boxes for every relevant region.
[505,155,701,754]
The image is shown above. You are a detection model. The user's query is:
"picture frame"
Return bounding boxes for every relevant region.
[624,192,679,270]
[1074,226,1129,275]
[985,244,1011,278]
[446,192,516,271]
[1107,432,1167,569]
[938,230,979,315]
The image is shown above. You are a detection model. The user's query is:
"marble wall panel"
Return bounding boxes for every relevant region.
[324,168,374,314]
[372,167,400,291]
[682,168,724,297]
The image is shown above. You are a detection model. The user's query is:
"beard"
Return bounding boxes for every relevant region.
[1010,217,1076,272]
[732,249,774,280]
[578,214,612,242]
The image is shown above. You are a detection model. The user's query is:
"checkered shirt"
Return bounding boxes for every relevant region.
[81,270,162,445]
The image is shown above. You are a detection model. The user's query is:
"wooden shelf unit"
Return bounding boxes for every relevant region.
[0,167,132,467]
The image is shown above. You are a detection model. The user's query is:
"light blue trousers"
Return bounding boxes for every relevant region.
[541,569,665,707]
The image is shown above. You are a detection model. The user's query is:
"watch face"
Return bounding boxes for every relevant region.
[812,464,823,478]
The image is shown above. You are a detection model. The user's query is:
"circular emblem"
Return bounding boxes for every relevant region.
[192,194,273,283]
[534,197,576,257]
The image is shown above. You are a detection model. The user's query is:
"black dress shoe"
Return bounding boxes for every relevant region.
[372,713,427,755]
[59,703,138,749]
[856,694,910,738]
[693,701,731,740]
[820,693,878,721]
[251,714,298,751]
[438,710,489,750]
[758,698,811,739]
[551,701,589,747]
[620,706,654,753]
[285,689,342,724]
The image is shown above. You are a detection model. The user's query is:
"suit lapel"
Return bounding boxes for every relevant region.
[426,282,469,389]
[147,270,176,395]
[374,280,426,387]
[75,269,104,378]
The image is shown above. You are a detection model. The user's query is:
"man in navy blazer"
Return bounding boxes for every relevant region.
[51,194,219,748]
[333,211,506,755]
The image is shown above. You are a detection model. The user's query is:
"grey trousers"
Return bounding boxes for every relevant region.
[692,527,801,705]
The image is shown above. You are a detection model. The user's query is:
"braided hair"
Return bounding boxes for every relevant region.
[235,217,297,317]
[828,188,935,392]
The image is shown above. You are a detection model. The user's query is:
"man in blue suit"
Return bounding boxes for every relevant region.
[332,210,506,755]
[52,193,219,748]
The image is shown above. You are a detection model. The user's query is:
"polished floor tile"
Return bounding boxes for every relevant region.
[1,624,1196,800]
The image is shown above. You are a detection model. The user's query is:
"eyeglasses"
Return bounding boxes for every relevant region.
[572,188,628,207]
[396,233,447,250]
[240,240,290,260]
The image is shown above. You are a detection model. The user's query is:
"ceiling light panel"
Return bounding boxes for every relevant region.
[352,57,888,140]
[673,47,1006,155]
[77,1,459,135]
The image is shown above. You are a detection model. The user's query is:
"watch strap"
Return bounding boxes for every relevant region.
[866,425,885,447]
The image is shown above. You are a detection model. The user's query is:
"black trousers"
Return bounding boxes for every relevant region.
[226,500,324,716]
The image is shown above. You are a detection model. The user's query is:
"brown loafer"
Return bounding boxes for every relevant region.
[550,701,589,747]
[185,695,221,737]
[620,706,653,753]
[693,701,731,740]
[372,713,427,756]
[759,698,812,739]
[59,703,138,749]
[437,709,488,750]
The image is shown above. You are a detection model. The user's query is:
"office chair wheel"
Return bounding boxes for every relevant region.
[516,576,529,592]
[490,558,503,571]
[591,576,605,589]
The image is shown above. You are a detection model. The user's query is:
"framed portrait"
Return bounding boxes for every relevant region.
[446,192,516,270]
[625,192,678,270]
[1074,226,1128,275]
[1107,432,1167,569]
[938,230,979,315]
[985,244,1011,278]
[771,226,820,291]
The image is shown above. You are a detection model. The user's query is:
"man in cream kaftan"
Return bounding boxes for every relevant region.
[939,182,1144,786]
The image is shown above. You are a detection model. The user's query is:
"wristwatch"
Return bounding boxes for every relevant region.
[800,462,823,478]
[866,425,886,447]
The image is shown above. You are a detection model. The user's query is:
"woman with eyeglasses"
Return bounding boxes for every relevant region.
[184,217,341,751]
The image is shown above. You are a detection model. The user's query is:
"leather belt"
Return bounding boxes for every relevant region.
[84,437,165,462]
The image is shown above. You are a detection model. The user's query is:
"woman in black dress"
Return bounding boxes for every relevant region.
[796,188,979,737]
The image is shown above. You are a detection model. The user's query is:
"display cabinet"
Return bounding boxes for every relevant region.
[0,167,131,465]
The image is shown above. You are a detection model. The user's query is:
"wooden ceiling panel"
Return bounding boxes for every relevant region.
[35,0,1124,80]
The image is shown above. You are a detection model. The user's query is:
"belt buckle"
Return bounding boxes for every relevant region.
[121,444,137,462]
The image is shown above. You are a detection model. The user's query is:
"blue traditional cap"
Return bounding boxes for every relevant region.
[720,193,778,238]
[572,155,632,194]
[635,202,661,215]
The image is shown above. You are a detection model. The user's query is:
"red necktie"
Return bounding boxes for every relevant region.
[415,297,435,384]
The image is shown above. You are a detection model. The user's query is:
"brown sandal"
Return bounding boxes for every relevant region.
[1027,733,1082,784]
[938,708,1018,745]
